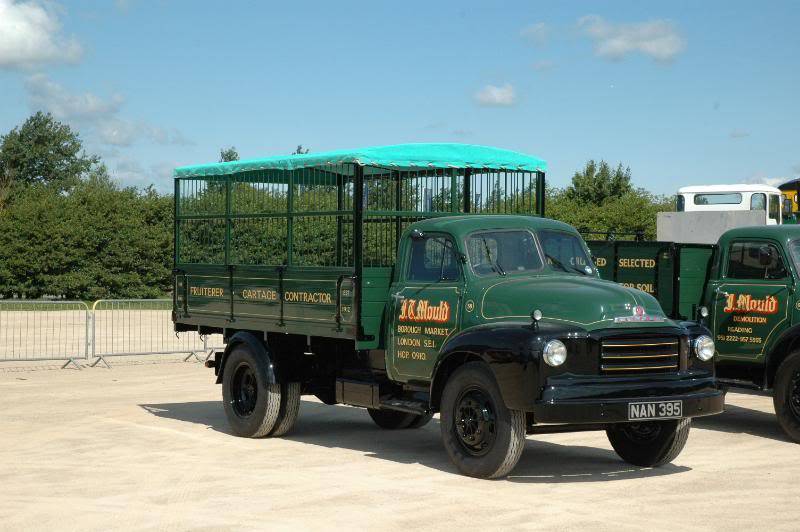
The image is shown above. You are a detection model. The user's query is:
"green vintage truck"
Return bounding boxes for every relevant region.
[172,144,724,478]
[588,225,800,442]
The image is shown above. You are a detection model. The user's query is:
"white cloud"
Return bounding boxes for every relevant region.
[0,0,82,69]
[520,22,549,46]
[746,173,788,187]
[25,74,192,147]
[729,129,750,139]
[474,84,516,107]
[26,73,123,119]
[577,15,686,63]
[113,157,176,191]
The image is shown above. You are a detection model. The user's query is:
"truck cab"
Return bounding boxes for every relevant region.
[677,184,784,225]
[704,225,800,440]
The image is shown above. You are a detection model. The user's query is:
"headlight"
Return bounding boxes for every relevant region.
[694,335,715,361]
[543,339,568,367]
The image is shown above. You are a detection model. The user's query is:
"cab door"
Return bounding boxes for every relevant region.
[387,232,463,384]
[711,239,792,362]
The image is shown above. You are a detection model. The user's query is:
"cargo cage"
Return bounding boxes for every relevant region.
[172,144,546,349]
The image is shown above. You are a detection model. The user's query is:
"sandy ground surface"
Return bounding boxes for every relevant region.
[1,361,798,532]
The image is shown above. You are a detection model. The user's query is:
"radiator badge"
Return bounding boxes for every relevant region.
[399,299,451,323]
[723,293,779,315]
[614,305,665,323]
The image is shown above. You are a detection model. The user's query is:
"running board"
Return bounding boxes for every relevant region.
[378,398,429,416]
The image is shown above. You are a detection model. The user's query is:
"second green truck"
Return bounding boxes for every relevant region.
[589,225,800,442]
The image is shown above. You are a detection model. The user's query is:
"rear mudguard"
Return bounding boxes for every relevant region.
[215,331,277,385]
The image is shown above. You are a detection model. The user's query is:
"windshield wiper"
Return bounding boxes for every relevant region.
[482,237,505,276]
[546,254,587,275]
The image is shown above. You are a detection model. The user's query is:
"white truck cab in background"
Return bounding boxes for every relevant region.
[676,184,783,225]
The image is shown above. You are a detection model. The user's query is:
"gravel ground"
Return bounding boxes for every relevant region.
[0,361,798,531]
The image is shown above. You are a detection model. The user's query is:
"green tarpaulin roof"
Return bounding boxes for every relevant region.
[174,143,547,178]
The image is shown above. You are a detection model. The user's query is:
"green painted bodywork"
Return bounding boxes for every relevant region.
[706,226,800,365]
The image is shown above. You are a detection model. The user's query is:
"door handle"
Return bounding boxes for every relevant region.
[716,289,730,299]
[392,293,406,301]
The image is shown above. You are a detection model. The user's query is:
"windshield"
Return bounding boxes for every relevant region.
[466,230,542,276]
[538,230,595,275]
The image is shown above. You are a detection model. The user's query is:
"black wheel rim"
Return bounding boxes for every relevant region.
[790,370,800,419]
[454,387,496,457]
[231,362,258,418]
[622,422,662,442]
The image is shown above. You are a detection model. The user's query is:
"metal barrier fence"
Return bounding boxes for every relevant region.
[0,299,223,368]
[0,301,90,369]
[91,299,223,368]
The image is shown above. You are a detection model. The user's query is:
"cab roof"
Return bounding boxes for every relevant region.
[719,224,800,247]
[678,184,781,194]
[405,215,577,239]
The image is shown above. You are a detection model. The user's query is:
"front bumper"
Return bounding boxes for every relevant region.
[532,371,725,424]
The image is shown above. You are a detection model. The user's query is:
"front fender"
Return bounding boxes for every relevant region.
[215,331,277,385]
[431,322,546,411]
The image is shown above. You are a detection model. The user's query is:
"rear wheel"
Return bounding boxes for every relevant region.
[270,382,301,437]
[221,346,282,438]
[367,408,431,430]
[606,418,691,467]
[440,362,525,479]
[773,351,800,443]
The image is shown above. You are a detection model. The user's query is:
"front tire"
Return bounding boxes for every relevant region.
[773,351,800,443]
[440,362,525,479]
[221,346,282,438]
[606,418,691,467]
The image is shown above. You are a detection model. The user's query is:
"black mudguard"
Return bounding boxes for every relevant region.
[215,331,277,385]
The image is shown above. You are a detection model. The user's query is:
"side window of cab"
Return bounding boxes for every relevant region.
[407,234,460,282]
[726,241,788,280]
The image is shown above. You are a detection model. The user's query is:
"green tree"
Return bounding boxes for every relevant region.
[219,146,240,162]
[566,160,633,206]
[0,112,97,197]
[0,168,173,299]
[293,145,310,155]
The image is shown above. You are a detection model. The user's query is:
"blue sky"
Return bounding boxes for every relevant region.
[0,0,798,195]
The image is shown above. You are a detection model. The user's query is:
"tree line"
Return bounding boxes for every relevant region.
[0,113,672,299]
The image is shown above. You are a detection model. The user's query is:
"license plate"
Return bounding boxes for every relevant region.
[628,400,683,421]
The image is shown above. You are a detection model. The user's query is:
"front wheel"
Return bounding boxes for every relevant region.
[773,351,800,443]
[440,362,525,479]
[606,418,691,467]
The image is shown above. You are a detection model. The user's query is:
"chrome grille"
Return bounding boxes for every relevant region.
[600,337,680,375]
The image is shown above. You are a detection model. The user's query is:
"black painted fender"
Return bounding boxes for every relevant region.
[215,331,277,385]
[765,324,800,388]
[430,321,556,412]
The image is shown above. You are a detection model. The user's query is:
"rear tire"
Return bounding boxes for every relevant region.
[772,351,800,443]
[221,346,282,438]
[606,418,691,467]
[440,362,525,479]
[368,408,429,429]
[270,382,301,437]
